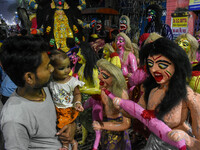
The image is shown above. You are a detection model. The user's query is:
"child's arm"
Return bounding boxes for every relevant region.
[73,86,84,112]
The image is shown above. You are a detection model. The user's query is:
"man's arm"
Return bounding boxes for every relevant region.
[56,121,76,144]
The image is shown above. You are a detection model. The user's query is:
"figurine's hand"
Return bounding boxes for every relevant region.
[93,121,102,131]
[113,97,121,109]
[127,73,132,78]
[75,103,84,112]
[168,129,190,144]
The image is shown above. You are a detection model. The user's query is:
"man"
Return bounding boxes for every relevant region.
[0,36,76,150]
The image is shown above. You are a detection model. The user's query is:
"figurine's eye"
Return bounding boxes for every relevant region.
[158,63,168,69]
[147,61,154,68]
[102,72,110,79]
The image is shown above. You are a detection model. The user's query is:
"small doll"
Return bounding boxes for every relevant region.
[175,33,200,93]
[103,43,121,68]
[49,50,84,150]
[93,59,132,150]
[76,42,101,145]
[145,4,173,40]
[115,32,138,78]
[119,15,131,37]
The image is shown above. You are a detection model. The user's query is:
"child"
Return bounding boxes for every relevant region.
[49,50,84,150]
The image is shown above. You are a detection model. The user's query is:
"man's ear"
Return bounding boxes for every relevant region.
[24,72,35,85]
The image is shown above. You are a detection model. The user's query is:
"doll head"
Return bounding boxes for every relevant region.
[140,38,191,119]
[146,4,162,23]
[119,15,131,34]
[115,32,132,52]
[103,43,115,59]
[144,32,162,45]
[49,49,71,81]
[77,42,98,82]
[97,59,126,98]
[175,33,198,62]
[195,30,200,44]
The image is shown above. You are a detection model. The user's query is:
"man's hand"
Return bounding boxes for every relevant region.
[56,122,76,145]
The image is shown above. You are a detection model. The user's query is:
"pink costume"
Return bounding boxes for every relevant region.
[83,95,103,150]
[103,89,187,150]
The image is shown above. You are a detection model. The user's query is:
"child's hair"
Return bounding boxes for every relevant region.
[49,49,70,67]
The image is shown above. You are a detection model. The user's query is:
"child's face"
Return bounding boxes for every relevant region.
[53,57,71,80]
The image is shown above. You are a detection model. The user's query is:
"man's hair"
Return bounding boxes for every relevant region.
[0,36,49,87]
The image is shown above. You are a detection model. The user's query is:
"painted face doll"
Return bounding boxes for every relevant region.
[96,19,102,32]
[177,38,191,55]
[103,46,110,60]
[116,36,125,52]
[54,0,65,7]
[98,67,112,89]
[147,9,156,23]
[147,54,175,86]
[119,16,128,32]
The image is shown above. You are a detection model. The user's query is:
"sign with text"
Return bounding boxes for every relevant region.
[171,16,188,39]
[189,0,200,11]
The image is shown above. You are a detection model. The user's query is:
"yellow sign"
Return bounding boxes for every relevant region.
[189,0,200,5]
[172,17,188,27]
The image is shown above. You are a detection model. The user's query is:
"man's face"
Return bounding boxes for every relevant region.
[34,52,54,88]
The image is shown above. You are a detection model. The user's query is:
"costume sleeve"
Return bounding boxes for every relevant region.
[2,121,29,150]
[128,52,138,73]
[72,77,85,90]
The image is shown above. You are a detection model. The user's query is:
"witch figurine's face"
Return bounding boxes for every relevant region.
[116,36,125,51]
[147,54,175,86]
[147,9,156,22]
[119,17,128,32]
[177,38,191,54]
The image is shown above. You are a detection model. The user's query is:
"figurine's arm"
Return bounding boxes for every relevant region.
[168,87,200,149]
[104,89,186,150]
[127,53,138,77]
